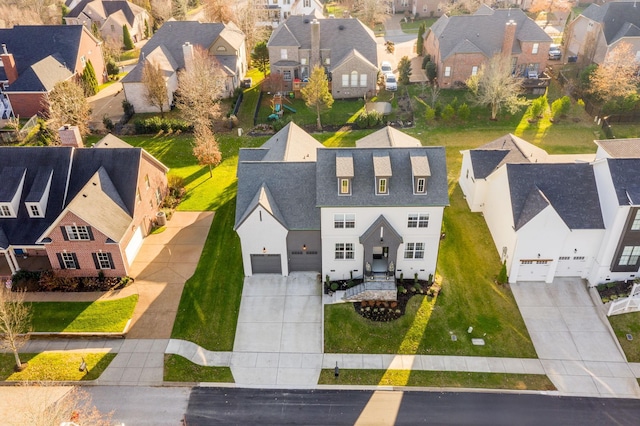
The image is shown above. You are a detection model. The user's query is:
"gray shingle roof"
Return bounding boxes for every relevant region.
[260,122,323,162]
[335,152,354,177]
[316,147,449,207]
[410,154,431,177]
[12,55,74,92]
[607,158,640,205]
[0,147,73,246]
[581,2,640,44]
[429,8,551,60]
[595,138,640,158]
[0,25,85,92]
[122,21,238,83]
[468,133,548,178]
[268,15,377,71]
[0,167,26,202]
[373,153,392,177]
[356,126,421,148]
[25,169,53,203]
[506,163,604,230]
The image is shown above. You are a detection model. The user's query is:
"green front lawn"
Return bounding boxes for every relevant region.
[30,295,138,332]
[608,312,640,362]
[119,49,140,62]
[0,353,115,381]
[170,200,244,351]
[318,369,556,390]
[164,354,234,382]
[400,18,438,33]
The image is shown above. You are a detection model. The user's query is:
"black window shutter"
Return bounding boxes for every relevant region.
[71,253,79,269]
[56,253,65,269]
[92,253,100,269]
[61,226,69,241]
[87,226,94,240]
[107,252,115,269]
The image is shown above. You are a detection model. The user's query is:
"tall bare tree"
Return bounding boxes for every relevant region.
[45,79,92,140]
[21,385,112,426]
[142,59,169,117]
[437,0,487,16]
[587,43,639,104]
[0,287,31,371]
[466,54,528,120]
[192,124,222,177]
[175,46,225,129]
[233,0,270,61]
[301,65,334,131]
[353,0,388,28]
[203,0,235,23]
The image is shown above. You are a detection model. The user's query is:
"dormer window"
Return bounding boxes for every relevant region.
[336,152,354,196]
[340,178,350,195]
[25,169,53,218]
[0,166,27,218]
[377,178,388,195]
[416,178,426,193]
[410,154,430,195]
[0,205,12,217]
[29,205,41,217]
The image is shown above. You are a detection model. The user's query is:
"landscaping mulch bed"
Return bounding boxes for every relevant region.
[596,280,636,303]
[10,270,133,292]
[353,279,437,322]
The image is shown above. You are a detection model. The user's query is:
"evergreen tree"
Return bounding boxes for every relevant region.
[81,60,99,96]
[251,41,270,78]
[123,25,135,50]
[398,56,412,85]
[416,23,425,57]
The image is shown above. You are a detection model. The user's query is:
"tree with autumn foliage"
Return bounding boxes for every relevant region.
[192,124,222,177]
[300,66,334,131]
[528,0,572,26]
[141,59,168,117]
[587,43,640,106]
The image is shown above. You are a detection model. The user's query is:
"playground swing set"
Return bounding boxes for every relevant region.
[268,92,297,121]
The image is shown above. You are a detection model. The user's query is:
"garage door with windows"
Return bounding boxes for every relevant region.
[516,259,550,282]
[250,254,282,274]
[556,256,587,277]
[288,249,321,272]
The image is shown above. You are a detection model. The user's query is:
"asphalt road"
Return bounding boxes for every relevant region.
[184,388,640,426]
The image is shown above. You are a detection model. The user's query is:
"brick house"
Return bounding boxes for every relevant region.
[64,0,151,45]
[565,2,640,65]
[424,7,551,87]
[0,131,168,279]
[267,15,378,99]
[0,25,106,118]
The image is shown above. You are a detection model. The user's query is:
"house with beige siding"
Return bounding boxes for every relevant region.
[267,15,378,99]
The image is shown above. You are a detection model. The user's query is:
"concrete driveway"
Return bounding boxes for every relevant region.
[231,272,322,387]
[512,279,640,398]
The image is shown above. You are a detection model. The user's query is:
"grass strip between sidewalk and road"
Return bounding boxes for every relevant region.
[0,353,115,381]
[318,369,556,390]
[163,355,234,383]
[30,295,138,333]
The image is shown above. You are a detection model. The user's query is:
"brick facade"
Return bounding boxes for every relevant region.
[6,92,47,118]
[76,27,107,84]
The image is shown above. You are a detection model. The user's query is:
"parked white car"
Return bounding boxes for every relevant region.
[385,73,397,91]
[380,61,393,75]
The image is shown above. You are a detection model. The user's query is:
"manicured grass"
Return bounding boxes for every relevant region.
[608,124,640,139]
[164,354,234,382]
[400,18,437,33]
[120,49,140,61]
[608,312,640,362]
[318,369,556,390]
[30,295,137,332]
[170,200,244,350]
[0,353,115,381]
[256,95,365,127]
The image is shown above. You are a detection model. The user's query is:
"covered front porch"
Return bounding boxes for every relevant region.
[0,246,51,282]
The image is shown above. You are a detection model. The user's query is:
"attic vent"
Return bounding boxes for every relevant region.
[92,182,97,186]
[303,18,310,23]
[339,25,345,30]
[82,194,87,198]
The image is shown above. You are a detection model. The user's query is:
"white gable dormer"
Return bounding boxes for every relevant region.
[336,152,354,196]
[25,169,53,218]
[373,153,391,195]
[0,167,26,218]
[411,154,430,195]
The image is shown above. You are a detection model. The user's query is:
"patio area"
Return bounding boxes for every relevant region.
[0,252,51,282]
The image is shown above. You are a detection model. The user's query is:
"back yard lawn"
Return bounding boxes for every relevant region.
[256,94,365,128]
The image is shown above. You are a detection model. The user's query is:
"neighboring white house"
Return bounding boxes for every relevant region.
[234,123,449,281]
[121,21,247,113]
[260,0,324,27]
[459,135,640,286]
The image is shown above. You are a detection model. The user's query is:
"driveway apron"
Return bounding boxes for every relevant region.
[512,279,640,398]
[231,272,323,387]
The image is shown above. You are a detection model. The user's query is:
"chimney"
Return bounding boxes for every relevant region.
[182,42,194,71]
[0,44,18,85]
[310,19,320,69]
[58,125,84,148]
[502,20,517,57]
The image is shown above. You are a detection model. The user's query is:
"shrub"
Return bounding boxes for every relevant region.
[529,95,547,120]
[425,61,437,83]
[330,282,339,291]
[434,102,442,119]
[355,110,383,129]
[81,60,99,96]
[424,105,435,122]
[422,55,430,69]
[123,25,134,50]
[103,115,115,131]
[122,100,135,121]
[441,104,456,122]
[133,117,193,134]
[106,59,119,78]
[551,96,571,120]
[398,285,407,294]
[457,103,470,121]
[497,261,508,284]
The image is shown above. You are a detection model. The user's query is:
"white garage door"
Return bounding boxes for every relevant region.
[125,226,144,266]
[556,256,587,277]
[517,259,550,282]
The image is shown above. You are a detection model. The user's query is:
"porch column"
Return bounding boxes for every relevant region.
[8,249,19,273]
[4,251,16,275]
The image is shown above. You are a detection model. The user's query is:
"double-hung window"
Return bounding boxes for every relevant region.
[61,252,78,269]
[407,213,429,228]
[96,252,112,269]
[334,213,355,228]
[65,225,91,240]
[632,211,640,230]
[335,243,354,260]
[619,246,640,266]
[404,243,425,259]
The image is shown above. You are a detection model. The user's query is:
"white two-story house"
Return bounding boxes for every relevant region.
[235,124,449,281]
